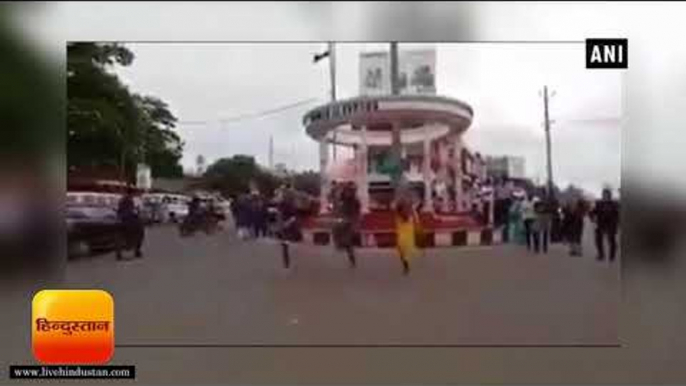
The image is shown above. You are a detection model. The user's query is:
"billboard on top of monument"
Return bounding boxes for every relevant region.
[359,49,436,96]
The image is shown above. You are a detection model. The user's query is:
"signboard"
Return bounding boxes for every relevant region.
[359,49,436,96]
[136,164,151,190]
[360,52,391,95]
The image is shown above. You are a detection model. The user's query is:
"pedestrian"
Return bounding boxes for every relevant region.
[276,185,302,269]
[507,196,524,245]
[332,182,362,268]
[394,192,420,276]
[521,196,536,250]
[566,198,586,256]
[561,203,573,246]
[532,197,552,254]
[252,195,268,238]
[234,194,250,239]
[116,187,145,260]
[589,188,620,262]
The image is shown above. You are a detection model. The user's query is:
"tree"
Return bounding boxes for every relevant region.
[203,155,280,197]
[135,95,184,178]
[291,170,320,196]
[67,42,184,181]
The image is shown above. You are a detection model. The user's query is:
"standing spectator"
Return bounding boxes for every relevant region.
[532,197,553,254]
[589,188,620,262]
[234,194,251,239]
[566,198,587,256]
[252,195,268,238]
[521,196,536,250]
[116,187,145,260]
[561,202,573,247]
[507,196,524,245]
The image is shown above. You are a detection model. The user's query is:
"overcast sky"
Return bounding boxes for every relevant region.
[114,42,621,196]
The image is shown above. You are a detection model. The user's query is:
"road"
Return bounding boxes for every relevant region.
[64,222,619,347]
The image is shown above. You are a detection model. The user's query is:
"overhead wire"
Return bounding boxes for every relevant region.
[177,97,321,127]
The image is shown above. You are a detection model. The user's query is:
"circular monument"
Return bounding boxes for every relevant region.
[303,94,476,214]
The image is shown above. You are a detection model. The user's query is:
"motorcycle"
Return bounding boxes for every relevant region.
[178,209,219,237]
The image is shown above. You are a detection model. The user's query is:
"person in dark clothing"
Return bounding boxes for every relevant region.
[276,186,302,269]
[234,194,251,239]
[590,188,620,262]
[116,188,144,260]
[496,196,512,241]
[333,183,362,268]
[565,199,587,256]
[532,198,552,254]
[252,195,268,238]
[561,203,573,244]
[187,196,202,224]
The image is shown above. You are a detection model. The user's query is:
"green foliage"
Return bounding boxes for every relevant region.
[203,155,278,197]
[203,156,319,198]
[67,42,183,181]
[291,170,320,196]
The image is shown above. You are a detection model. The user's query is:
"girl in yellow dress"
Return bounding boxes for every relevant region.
[395,195,421,275]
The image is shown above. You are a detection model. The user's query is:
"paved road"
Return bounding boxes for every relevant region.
[64,222,619,347]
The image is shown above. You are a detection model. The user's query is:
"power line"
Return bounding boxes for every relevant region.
[178,97,320,127]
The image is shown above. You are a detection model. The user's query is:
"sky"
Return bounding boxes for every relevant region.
[114,42,621,196]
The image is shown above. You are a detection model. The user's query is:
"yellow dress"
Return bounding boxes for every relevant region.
[396,214,418,262]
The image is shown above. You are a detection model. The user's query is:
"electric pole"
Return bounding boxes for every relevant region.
[269,135,274,170]
[390,42,402,194]
[329,42,338,162]
[542,85,555,200]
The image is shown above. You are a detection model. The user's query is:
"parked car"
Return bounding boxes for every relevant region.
[159,194,190,223]
[66,205,123,258]
[67,191,122,209]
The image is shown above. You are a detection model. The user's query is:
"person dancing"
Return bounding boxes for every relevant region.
[333,183,361,268]
[394,193,420,276]
[276,186,301,269]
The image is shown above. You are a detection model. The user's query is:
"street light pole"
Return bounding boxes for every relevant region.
[542,85,555,200]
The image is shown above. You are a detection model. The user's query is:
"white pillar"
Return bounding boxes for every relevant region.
[438,140,450,213]
[319,138,330,214]
[453,133,463,212]
[358,126,370,213]
[423,125,433,213]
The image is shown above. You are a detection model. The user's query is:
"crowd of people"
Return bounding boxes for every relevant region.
[231,191,272,240]
[498,188,620,261]
[113,181,619,270]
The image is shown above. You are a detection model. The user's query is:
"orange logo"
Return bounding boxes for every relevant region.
[32,290,114,364]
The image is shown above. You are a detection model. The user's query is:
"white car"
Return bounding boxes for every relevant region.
[161,194,190,223]
[142,193,191,223]
[67,191,123,209]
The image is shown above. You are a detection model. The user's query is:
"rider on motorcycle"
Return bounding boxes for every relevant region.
[181,195,219,236]
[187,196,202,223]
